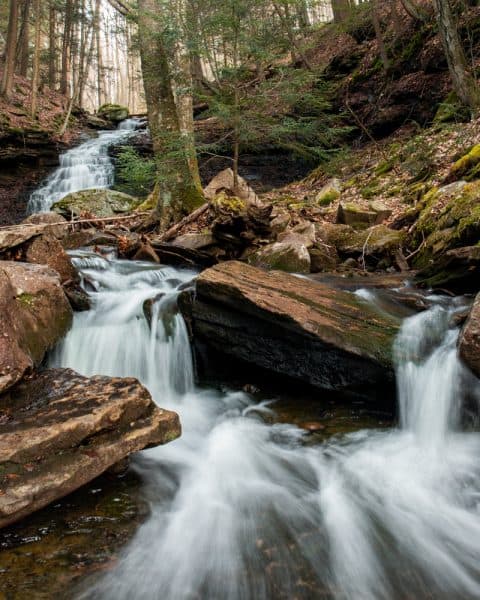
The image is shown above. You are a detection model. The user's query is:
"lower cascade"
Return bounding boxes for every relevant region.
[51,250,480,600]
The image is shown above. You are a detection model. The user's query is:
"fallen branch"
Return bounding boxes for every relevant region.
[0,212,152,232]
[153,203,210,243]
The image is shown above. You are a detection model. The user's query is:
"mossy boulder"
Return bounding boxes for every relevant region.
[447,144,480,182]
[315,178,342,206]
[97,103,129,123]
[250,241,311,273]
[412,180,480,269]
[52,189,140,218]
[336,201,391,228]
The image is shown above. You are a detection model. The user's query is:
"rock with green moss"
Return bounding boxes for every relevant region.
[340,225,405,256]
[315,178,342,206]
[336,201,391,228]
[447,144,480,182]
[250,241,311,273]
[412,180,480,269]
[52,189,140,218]
[97,103,129,122]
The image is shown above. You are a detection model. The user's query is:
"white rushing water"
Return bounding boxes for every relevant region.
[27,119,138,213]
[49,252,480,600]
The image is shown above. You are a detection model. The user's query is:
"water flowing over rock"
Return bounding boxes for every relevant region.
[181,261,398,392]
[0,368,180,529]
[459,292,480,378]
[0,261,72,394]
[28,119,138,213]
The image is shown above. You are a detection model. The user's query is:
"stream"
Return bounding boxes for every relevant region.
[50,252,480,600]
[3,123,480,599]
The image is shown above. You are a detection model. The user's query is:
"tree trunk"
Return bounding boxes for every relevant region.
[433,0,480,111]
[1,0,19,98]
[48,0,56,87]
[60,0,73,95]
[332,0,352,23]
[16,0,31,77]
[137,0,204,228]
[400,0,428,21]
[372,0,390,73]
[30,0,41,117]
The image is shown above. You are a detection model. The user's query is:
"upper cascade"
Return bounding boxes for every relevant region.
[28,118,139,214]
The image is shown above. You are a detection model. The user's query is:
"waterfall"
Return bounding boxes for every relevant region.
[50,252,480,600]
[27,119,139,214]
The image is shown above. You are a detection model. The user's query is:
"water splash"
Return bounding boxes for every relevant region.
[50,253,480,600]
[28,119,139,213]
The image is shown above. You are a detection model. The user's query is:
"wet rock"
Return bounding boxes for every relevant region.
[132,242,160,263]
[299,421,326,433]
[182,261,398,393]
[64,285,91,312]
[0,368,181,528]
[52,189,140,218]
[250,241,311,273]
[0,261,72,394]
[22,212,68,239]
[459,293,480,378]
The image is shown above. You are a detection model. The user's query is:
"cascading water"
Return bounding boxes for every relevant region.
[27,119,138,214]
[49,250,480,600]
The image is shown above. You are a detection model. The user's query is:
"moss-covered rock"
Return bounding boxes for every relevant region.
[97,103,129,122]
[315,178,342,206]
[448,144,480,182]
[52,189,140,218]
[412,180,480,269]
[250,241,311,273]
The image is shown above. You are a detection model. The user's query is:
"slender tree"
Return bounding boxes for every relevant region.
[332,0,352,23]
[137,0,204,227]
[30,0,41,116]
[1,0,19,98]
[433,0,480,111]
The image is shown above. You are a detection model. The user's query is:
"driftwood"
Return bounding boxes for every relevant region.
[0,212,151,232]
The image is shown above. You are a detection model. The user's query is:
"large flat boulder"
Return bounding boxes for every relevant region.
[180,261,399,393]
[52,189,140,218]
[0,369,180,528]
[0,261,72,394]
[459,293,480,378]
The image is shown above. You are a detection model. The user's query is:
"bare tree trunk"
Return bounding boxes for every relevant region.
[332,0,352,23]
[137,0,204,227]
[372,0,390,72]
[48,0,56,87]
[433,0,480,111]
[400,0,428,21]
[16,0,31,77]
[1,0,20,98]
[96,0,104,107]
[30,0,41,117]
[60,0,73,95]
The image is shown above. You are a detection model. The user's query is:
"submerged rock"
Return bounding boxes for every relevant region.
[459,293,480,378]
[0,261,72,394]
[52,188,140,218]
[0,368,181,528]
[181,261,398,393]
